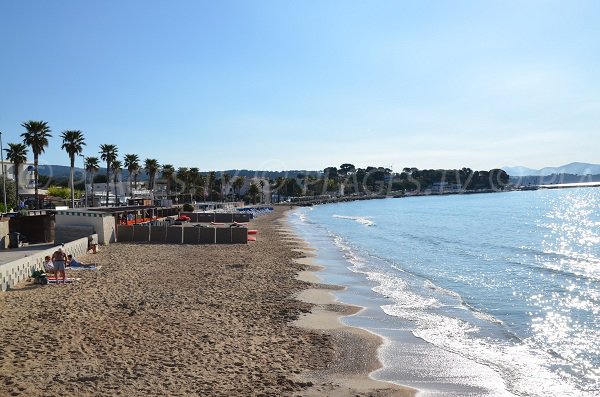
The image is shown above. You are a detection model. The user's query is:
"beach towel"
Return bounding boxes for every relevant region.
[47,277,81,283]
[69,265,102,270]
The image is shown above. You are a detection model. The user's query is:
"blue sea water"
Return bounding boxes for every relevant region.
[290,188,600,397]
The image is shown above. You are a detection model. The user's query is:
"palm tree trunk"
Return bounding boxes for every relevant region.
[34,154,39,209]
[133,173,138,198]
[90,173,95,207]
[106,164,110,207]
[129,173,133,199]
[14,167,19,209]
[69,156,75,208]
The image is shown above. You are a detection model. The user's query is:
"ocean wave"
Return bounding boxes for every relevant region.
[380,296,589,396]
[331,234,368,270]
[332,214,376,226]
[337,246,589,395]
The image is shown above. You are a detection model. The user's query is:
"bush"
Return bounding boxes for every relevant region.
[48,186,71,199]
[182,203,194,212]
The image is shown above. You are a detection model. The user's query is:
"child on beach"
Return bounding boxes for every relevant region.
[43,255,54,273]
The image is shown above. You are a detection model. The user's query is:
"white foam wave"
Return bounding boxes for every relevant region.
[332,214,376,226]
[331,234,368,270]
[375,275,588,396]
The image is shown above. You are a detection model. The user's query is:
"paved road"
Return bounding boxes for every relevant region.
[0,243,57,266]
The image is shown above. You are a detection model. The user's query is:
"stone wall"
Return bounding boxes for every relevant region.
[0,234,97,292]
[55,211,116,244]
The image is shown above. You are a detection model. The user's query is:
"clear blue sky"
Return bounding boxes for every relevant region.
[1,0,598,172]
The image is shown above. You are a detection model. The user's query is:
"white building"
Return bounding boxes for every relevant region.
[0,162,49,196]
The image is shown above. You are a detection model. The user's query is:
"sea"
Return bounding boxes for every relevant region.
[289,188,600,397]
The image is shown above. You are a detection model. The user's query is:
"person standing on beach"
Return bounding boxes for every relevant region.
[51,247,67,284]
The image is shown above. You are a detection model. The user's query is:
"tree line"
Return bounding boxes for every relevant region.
[268,164,509,200]
[2,120,270,209]
[2,120,510,210]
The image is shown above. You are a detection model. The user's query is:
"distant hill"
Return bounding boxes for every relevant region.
[37,165,320,181]
[510,173,600,185]
[502,162,600,177]
[38,165,82,179]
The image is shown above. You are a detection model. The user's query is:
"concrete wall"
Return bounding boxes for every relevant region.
[55,225,95,245]
[133,226,150,242]
[181,213,252,223]
[116,225,248,245]
[117,225,134,242]
[55,211,116,245]
[0,219,9,249]
[0,234,96,292]
[9,215,54,243]
[166,227,183,244]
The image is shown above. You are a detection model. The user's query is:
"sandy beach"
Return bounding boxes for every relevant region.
[0,208,414,396]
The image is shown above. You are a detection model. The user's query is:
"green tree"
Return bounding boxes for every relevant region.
[144,158,160,193]
[207,171,217,200]
[0,181,17,212]
[489,169,509,190]
[339,163,356,176]
[21,120,52,209]
[223,172,231,201]
[99,144,118,207]
[48,185,71,199]
[124,154,140,198]
[259,179,265,203]
[232,176,245,199]
[111,159,122,204]
[84,156,100,207]
[4,143,28,208]
[188,167,200,199]
[176,167,189,193]
[248,182,260,204]
[161,164,175,195]
[60,130,86,208]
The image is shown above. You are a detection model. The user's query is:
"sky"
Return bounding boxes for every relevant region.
[0,0,598,172]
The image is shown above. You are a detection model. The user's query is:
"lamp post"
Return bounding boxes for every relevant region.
[0,131,7,213]
[79,154,86,208]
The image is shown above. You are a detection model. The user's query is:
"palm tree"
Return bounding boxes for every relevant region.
[197,174,207,200]
[4,143,28,209]
[123,154,140,198]
[99,144,118,207]
[223,173,231,201]
[176,167,189,202]
[60,130,86,208]
[232,176,245,199]
[84,156,100,206]
[161,164,175,197]
[20,120,51,209]
[176,167,188,190]
[207,171,216,193]
[144,159,160,199]
[259,179,265,204]
[188,167,200,199]
[248,183,260,204]
[111,160,122,205]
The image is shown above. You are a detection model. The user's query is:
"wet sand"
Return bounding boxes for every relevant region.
[0,207,414,396]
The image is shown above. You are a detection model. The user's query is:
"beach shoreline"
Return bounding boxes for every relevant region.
[276,211,416,396]
[0,206,413,396]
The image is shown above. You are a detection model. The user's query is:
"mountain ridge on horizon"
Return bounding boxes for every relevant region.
[37,162,600,180]
[502,162,600,177]
[36,165,320,180]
